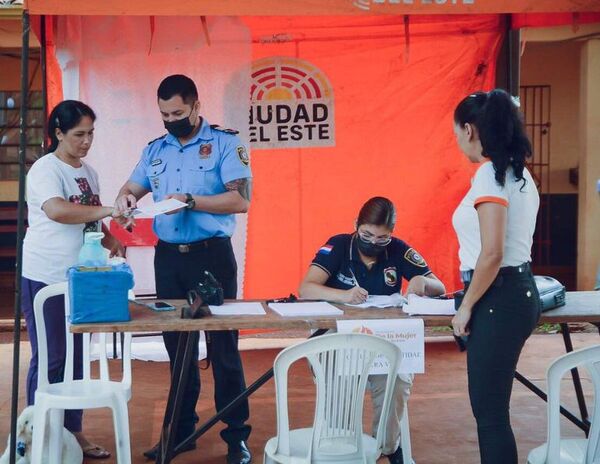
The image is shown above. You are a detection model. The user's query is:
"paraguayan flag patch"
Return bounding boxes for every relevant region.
[318,244,333,255]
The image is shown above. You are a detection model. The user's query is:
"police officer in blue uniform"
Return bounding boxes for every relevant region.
[115,74,252,464]
[300,197,445,464]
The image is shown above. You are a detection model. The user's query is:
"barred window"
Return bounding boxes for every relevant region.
[0,91,44,180]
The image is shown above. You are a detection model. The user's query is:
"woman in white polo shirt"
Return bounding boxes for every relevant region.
[451,89,541,464]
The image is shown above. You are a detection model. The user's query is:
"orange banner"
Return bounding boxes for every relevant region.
[242,15,503,298]
[26,0,600,16]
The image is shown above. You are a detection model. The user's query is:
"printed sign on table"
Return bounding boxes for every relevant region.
[336,319,424,374]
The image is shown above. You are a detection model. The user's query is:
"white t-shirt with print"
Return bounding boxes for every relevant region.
[23,153,102,284]
[452,161,539,271]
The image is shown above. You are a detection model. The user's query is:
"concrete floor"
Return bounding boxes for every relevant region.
[1,333,598,464]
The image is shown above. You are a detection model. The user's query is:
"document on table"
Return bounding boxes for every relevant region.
[269,302,343,317]
[209,302,266,316]
[402,294,456,315]
[131,198,187,217]
[347,293,407,309]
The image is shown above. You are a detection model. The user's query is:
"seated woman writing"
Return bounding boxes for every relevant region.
[299,196,445,464]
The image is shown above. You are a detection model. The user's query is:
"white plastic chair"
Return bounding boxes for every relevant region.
[30,282,133,464]
[399,402,414,464]
[264,333,402,464]
[528,344,600,464]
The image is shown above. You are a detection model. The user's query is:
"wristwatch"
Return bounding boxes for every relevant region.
[185,193,195,210]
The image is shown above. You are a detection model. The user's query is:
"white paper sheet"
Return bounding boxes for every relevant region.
[269,302,343,317]
[209,302,266,316]
[131,198,187,217]
[346,293,407,309]
[402,294,456,315]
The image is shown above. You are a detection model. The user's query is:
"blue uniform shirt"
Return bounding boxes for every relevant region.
[311,234,432,295]
[129,119,252,243]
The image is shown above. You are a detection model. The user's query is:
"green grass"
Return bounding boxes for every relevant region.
[536,323,561,333]
[429,326,453,333]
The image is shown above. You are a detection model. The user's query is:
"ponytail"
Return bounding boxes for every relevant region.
[47,100,96,154]
[454,89,532,187]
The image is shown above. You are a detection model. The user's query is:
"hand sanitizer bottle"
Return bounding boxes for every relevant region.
[78,232,107,267]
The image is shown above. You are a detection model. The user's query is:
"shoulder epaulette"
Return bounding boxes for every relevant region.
[147,134,167,145]
[210,124,239,135]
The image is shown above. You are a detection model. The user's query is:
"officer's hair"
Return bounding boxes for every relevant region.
[454,89,532,187]
[47,100,96,154]
[357,197,396,229]
[157,74,199,105]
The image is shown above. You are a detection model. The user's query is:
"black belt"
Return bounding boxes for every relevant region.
[157,237,229,254]
[461,262,530,284]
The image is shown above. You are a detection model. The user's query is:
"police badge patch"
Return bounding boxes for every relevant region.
[237,146,250,166]
[384,267,398,287]
[199,144,212,159]
[404,248,427,267]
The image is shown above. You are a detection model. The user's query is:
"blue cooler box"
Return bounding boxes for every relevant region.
[68,264,134,324]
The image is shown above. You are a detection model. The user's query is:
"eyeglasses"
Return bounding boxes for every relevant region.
[357,230,392,246]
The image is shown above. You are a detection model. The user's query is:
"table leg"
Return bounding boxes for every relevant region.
[514,322,591,434]
[560,323,590,433]
[514,371,589,432]
[175,328,329,453]
[113,332,118,359]
[156,330,199,464]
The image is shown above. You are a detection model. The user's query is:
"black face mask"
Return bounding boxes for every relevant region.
[164,110,195,138]
[356,236,387,258]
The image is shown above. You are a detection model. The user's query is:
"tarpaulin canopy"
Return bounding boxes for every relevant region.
[30,14,505,299]
[25,0,600,15]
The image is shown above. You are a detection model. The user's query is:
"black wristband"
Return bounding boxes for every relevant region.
[185,193,195,210]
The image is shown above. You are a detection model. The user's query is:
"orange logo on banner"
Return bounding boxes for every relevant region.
[249,57,335,149]
[352,326,374,335]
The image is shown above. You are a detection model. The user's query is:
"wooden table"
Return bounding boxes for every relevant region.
[70,291,600,334]
[70,291,600,464]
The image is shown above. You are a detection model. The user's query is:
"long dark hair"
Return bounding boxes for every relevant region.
[357,197,396,229]
[47,100,96,154]
[454,89,532,186]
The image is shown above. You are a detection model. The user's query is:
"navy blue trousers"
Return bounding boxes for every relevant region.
[21,277,84,432]
[154,238,251,445]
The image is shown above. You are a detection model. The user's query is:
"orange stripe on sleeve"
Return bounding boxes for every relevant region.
[474,196,508,207]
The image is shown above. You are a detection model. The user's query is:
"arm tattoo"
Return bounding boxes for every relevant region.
[225,177,252,201]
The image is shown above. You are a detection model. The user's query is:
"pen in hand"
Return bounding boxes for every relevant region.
[347,267,368,304]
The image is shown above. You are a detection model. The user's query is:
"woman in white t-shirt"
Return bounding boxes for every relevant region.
[22,100,124,459]
[451,89,541,464]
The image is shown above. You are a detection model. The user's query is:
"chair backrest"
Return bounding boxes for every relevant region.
[272,333,400,462]
[545,344,600,464]
[32,281,132,389]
